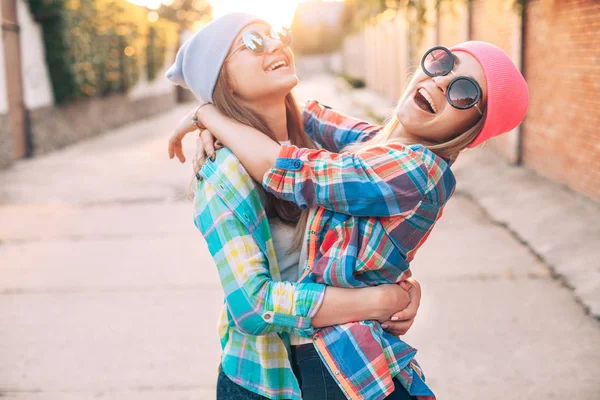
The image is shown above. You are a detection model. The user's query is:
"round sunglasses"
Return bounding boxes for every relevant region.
[421,46,483,115]
[225,28,293,62]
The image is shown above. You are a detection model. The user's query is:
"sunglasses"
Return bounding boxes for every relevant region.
[225,28,293,62]
[421,46,483,115]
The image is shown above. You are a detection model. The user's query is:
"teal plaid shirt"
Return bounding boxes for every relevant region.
[194,148,326,399]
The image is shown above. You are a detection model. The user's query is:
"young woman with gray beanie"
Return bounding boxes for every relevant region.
[167,12,423,400]
[167,11,529,400]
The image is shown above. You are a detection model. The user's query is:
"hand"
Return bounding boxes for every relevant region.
[371,283,411,323]
[192,129,223,177]
[168,104,211,163]
[381,278,422,337]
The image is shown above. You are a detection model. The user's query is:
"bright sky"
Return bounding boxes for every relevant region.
[127,0,342,29]
[209,0,301,28]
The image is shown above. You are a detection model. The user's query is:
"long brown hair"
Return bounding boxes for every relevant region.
[209,67,317,252]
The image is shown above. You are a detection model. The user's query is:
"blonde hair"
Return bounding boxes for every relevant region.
[344,74,486,160]
[193,67,316,252]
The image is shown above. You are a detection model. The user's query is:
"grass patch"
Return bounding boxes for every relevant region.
[341,74,366,89]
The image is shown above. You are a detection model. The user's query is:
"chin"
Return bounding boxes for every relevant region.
[275,74,299,95]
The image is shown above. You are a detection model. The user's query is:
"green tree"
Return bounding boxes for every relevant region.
[157,0,212,29]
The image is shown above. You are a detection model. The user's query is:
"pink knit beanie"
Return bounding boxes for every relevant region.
[450,41,529,148]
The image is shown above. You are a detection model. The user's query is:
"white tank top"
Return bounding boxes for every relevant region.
[271,140,315,345]
[269,218,301,282]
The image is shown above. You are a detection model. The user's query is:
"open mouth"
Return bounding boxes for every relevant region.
[414,88,437,114]
[265,59,288,72]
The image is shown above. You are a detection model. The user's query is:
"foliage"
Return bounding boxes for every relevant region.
[343,0,526,46]
[25,0,179,104]
[341,74,366,89]
[156,0,212,29]
[290,1,347,54]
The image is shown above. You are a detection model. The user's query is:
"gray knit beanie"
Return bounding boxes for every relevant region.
[166,12,263,102]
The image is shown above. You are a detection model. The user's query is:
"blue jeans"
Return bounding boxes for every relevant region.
[291,344,416,400]
[217,345,416,400]
[217,367,271,399]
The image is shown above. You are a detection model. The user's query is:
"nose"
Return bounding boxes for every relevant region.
[432,71,456,95]
[265,35,285,54]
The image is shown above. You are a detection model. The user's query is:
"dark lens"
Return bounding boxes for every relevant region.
[244,31,266,53]
[448,78,480,109]
[424,48,453,76]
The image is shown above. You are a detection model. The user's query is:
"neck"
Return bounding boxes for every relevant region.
[246,96,289,143]
[389,118,427,145]
[388,119,409,141]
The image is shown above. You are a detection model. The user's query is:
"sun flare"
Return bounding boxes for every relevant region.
[208,0,303,29]
[127,0,343,30]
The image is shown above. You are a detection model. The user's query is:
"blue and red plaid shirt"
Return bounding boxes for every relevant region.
[261,101,457,399]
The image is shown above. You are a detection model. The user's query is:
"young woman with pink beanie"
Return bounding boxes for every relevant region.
[168,13,528,400]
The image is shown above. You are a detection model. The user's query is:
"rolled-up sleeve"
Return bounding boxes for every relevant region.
[262,144,448,217]
[302,100,382,152]
[195,179,325,337]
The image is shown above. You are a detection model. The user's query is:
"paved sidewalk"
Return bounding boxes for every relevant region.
[1,73,599,400]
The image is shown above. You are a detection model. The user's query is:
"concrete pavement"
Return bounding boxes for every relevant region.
[1,73,599,399]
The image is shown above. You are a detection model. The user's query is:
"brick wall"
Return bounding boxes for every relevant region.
[471,0,522,163]
[522,0,600,200]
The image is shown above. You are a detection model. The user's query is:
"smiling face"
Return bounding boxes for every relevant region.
[396,50,488,143]
[223,22,298,103]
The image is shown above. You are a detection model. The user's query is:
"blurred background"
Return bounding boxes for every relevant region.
[1,1,599,399]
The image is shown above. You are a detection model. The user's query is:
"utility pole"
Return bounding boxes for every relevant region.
[1,0,28,159]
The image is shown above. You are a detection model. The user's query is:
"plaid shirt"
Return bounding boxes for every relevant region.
[195,101,455,400]
[261,101,457,400]
[195,150,326,399]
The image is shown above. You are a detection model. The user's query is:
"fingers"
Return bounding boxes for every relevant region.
[168,110,202,163]
[168,134,186,163]
[405,277,421,293]
[191,129,219,178]
[194,137,206,175]
[381,319,414,337]
[200,129,216,161]
[177,145,186,163]
[390,281,422,322]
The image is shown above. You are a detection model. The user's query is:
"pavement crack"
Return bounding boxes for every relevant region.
[428,272,548,282]
[79,196,187,207]
[454,189,594,318]
[0,284,220,295]
[0,384,216,394]
[2,232,191,245]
